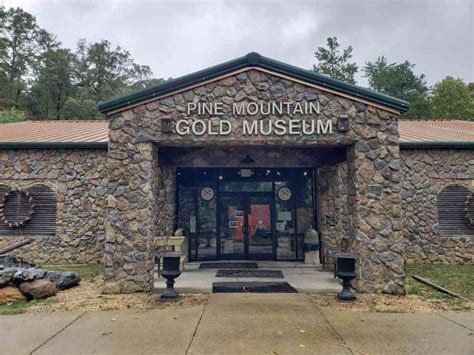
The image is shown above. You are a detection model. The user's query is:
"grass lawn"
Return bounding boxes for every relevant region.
[0,263,104,315]
[42,263,104,281]
[405,264,474,309]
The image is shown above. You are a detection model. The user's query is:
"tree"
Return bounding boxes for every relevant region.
[75,39,153,102]
[129,77,168,91]
[468,82,474,99]
[430,77,473,120]
[28,49,75,119]
[313,37,358,84]
[0,107,26,123]
[363,56,430,118]
[0,7,58,105]
[59,97,101,119]
[0,7,162,120]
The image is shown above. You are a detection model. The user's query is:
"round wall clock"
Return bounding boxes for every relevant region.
[200,187,215,201]
[277,187,292,201]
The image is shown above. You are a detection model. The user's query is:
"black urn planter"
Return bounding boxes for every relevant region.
[334,253,358,302]
[160,253,182,300]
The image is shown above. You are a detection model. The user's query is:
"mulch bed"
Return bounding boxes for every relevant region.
[26,275,208,314]
[309,293,473,313]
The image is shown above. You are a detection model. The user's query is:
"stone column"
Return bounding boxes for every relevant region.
[103,117,159,293]
[347,109,405,295]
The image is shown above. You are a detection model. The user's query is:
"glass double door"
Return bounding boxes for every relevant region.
[219,193,274,260]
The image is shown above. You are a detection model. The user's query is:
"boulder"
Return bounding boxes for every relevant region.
[0,255,38,269]
[44,271,81,290]
[11,268,46,285]
[0,268,16,287]
[19,279,57,300]
[0,286,26,304]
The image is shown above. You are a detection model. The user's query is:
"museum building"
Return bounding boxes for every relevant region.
[0,53,472,295]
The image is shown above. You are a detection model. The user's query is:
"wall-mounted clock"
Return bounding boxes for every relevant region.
[200,187,215,201]
[277,187,292,201]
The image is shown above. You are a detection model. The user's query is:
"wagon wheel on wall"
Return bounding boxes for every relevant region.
[465,191,474,228]
[0,189,36,228]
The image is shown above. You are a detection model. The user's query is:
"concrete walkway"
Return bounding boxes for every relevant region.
[154,261,341,293]
[1,294,473,355]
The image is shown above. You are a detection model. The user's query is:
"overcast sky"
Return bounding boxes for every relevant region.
[3,0,473,86]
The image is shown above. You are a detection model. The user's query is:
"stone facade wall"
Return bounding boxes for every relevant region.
[105,68,404,294]
[400,148,474,265]
[317,161,350,264]
[0,148,107,264]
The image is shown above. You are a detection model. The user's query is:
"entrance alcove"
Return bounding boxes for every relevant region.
[157,146,350,264]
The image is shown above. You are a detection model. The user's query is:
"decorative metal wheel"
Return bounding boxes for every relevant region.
[0,189,36,228]
[465,191,474,228]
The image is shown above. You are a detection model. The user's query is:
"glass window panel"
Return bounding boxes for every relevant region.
[274,181,296,260]
[219,181,272,192]
[196,197,217,259]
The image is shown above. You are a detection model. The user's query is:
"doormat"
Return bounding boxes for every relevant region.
[216,269,284,278]
[213,282,297,293]
[199,262,258,269]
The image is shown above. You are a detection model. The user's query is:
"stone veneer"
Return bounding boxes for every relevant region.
[318,161,350,263]
[0,149,107,263]
[104,68,405,294]
[401,149,474,264]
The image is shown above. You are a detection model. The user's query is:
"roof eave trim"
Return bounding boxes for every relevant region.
[0,142,108,149]
[400,141,474,149]
[98,56,250,113]
[257,57,408,112]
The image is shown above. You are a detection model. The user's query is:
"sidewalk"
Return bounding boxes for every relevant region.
[1,294,473,355]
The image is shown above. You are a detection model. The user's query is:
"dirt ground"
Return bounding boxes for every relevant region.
[26,275,208,314]
[309,293,473,313]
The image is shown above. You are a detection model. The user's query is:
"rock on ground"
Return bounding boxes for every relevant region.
[0,268,16,287]
[44,271,81,290]
[0,255,38,268]
[19,280,57,300]
[0,286,26,304]
[11,268,46,285]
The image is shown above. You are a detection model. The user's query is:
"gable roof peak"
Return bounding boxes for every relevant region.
[246,52,261,65]
[98,52,409,114]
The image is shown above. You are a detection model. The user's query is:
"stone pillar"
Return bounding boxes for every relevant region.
[347,109,405,295]
[317,162,350,266]
[103,120,159,293]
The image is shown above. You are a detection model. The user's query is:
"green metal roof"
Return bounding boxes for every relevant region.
[98,52,409,113]
[399,141,474,149]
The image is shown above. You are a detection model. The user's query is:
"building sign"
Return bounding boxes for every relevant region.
[186,101,321,116]
[172,101,333,136]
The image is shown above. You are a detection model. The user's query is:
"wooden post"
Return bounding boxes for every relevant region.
[0,238,33,255]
